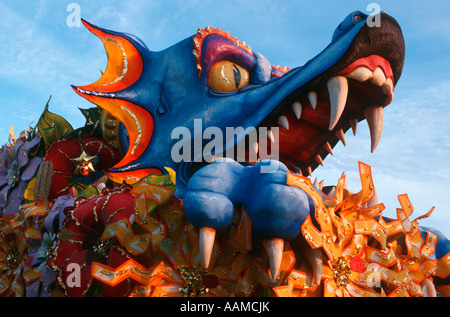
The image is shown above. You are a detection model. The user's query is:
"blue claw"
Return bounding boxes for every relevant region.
[183,159,312,241]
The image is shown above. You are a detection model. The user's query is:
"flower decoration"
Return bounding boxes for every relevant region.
[42,135,120,201]
[49,185,139,297]
[0,136,41,216]
[0,100,448,298]
[0,219,28,296]
[92,176,297,297]
[25,194,76,297]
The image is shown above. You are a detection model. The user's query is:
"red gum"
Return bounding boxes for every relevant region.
[336,55,394,81]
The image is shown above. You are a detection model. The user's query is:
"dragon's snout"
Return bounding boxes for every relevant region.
[258,12,405,176]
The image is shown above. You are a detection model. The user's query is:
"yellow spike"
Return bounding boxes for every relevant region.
[164,166,176,185]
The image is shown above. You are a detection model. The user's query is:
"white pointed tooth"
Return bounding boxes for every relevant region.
[267,129,275,143]
[323,141,334,156]
[327,186,336,198]
[421,278,437,297]
[347,67,373,82]
[364,106,384,153]
[199,227,216,269]
[371,67,386,86]
[313,177,319,188]
[307,91,317,110]
[349,118,358,136]
[319,179,325,191]
[327,76,348,130]
[382,77,393,95]
[277,115,289,131]
[341,171,347,189]
[302,246,323,287]
[306,166,312,176]
[366,188,378,208]
[263,238,284,281]
[315,154,324,166]
[292,102,302,119]
[335,128,346,146]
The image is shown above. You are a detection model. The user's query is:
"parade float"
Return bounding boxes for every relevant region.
[1,10,449,297]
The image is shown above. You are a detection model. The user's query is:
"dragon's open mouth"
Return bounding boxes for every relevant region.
[251,13,405,176]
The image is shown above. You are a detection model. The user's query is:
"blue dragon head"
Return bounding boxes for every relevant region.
[73,11,405,197]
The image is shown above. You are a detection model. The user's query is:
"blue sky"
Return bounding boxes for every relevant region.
[1,0,450,234]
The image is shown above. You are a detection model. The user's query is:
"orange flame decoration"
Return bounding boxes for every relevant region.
[288,161,449,297]
[82,162,449,297]
[72,20,156,184]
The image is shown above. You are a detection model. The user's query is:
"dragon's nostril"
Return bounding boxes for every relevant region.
[353,13,363,23]
[332,10,368,41]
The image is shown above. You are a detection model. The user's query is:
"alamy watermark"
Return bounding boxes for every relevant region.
[66,3,81,28]
[64,3,382,29]
[66,263,81,288]
[366,3,381,27]
[171,119,281,173]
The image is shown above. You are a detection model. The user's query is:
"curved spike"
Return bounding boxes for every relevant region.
[349,118,358,136]
[364,106,384,153]
[78,19,144,93]
[315,154,324,166]
[327,186,336,198]
[277,115,289,131]
[327,76,348,130]
[319,179,325,191]
[72,89,154,170]
[302,246,323,287]
[323,141,334,156]
[292,102,302,119]
[335,128,346,146]
[307,91,317,110]
[263,238,284,281]
[366,188,378,208]
[421,278,437,297]
[73,20,153,185]
[313,177,319,188]
[199,227,216,269]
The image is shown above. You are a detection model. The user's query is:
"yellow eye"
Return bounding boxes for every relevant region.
[208,61,249,92]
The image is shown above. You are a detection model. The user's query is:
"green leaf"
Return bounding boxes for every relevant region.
[36,96,74,149]
[68,106,103,139]
[59,229,76,242]
[139,173,176,192]
[67,177,99,199]
[79,184,99,199]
